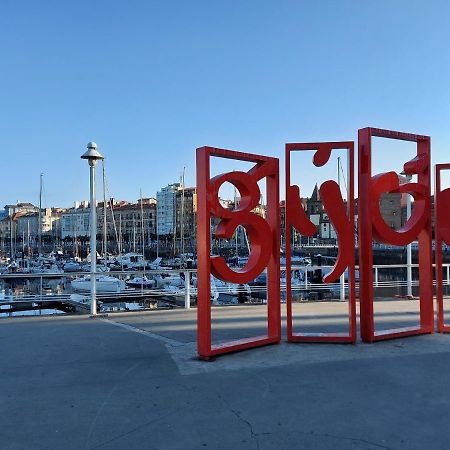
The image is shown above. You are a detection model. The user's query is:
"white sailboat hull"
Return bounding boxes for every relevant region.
[71,276,126,293]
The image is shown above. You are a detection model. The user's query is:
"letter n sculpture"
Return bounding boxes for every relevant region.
[358,128,434,342]
[196,147,281,359]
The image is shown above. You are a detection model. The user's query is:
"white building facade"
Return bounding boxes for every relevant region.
[61,207,90,239]
[319,214,337,240]
[156,184,180,236]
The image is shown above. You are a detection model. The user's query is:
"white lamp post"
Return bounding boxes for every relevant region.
[81,142,104,316]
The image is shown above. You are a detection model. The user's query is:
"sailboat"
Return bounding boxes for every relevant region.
[81,251,110,272]
[71,274,126,293]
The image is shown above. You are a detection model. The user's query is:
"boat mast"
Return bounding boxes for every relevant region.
[132,214,136,253]
[27,220,30,256]
[74,229,78,259]
[172,185,177,258]
[38,173,43,256]
[156,210,159,258]
[337,156,341,194]
[9,215,13,260]
[108,200,120,255]
[119,212,122,253]
[181,167,186,259]
[140,189,145,257]
[13,219,16,259]
[101,169,120,255]
[72,215,77,258]
[102,161,107,264]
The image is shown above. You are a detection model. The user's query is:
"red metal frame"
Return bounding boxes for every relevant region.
[285,142,356,343]
[358,127,434,342]
[435,164,450,333]
[196,146,281,359]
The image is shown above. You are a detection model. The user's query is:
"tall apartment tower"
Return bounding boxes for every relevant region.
[156,183,180,236]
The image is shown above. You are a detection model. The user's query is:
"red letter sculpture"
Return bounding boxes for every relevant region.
[435,164,450,333]
[285,142,357,343]
[196,146,280,359]
[358,128,434,342]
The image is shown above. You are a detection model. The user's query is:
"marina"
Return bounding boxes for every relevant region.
[2,257,450,318]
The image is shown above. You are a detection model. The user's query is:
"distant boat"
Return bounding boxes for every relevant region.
[190,276,250,305]
[155,273,184,288]
[280,256,312,266]
[71,275,126,293]
[31,264,64,277]
[0,257,64,277]
[80,263,110,273]
[126,276,156,289]
[211,277,251,304]
[148,257,163,270]
[63,261,82,272]
[115,253,147,270]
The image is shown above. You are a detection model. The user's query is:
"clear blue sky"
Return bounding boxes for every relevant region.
[1,0,450,208]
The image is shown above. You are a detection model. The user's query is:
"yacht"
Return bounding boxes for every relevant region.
[71,275,126,293]
[126,275,156,289]
[115,253,147,270]
[155,273,184,288]
[191,276,251,305]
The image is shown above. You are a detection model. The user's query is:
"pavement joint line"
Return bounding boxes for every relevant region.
[165,333,450,375]
[99,318,186,347]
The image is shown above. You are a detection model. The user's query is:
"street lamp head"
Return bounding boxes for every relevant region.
[81,142,104,166]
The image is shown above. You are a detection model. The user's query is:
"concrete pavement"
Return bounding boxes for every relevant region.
[2,302,450,449]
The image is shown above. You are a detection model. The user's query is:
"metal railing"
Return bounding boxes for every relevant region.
[1,263,450,316]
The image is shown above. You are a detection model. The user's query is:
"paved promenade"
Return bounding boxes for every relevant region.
[2,302,450,449]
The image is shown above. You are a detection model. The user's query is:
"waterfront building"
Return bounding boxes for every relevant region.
[283,195,308,246]
[0,206,65,255]
[280,201,286,247]
[2,202,39,217]
[304,185,402,241]
[174,187,197,253]
[95,198,129,243]
[319,214,337,240]
[60,198,157,254]
[156,182,198,254]
[61,203,91,239]
[252,203,266,218]
[108,200,157,253]
[306,184,323,229]
[379,193,402,230]
[0,215,15,253]
[15,208,62,238]
[156,183,179,236]
[210,197,267,252]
